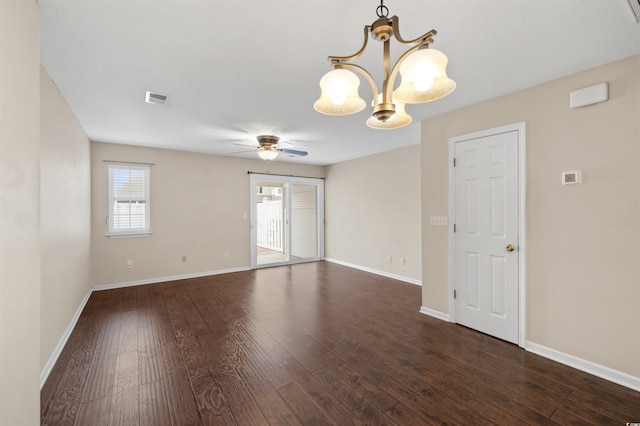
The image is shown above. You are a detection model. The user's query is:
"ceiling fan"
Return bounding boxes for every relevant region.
[230,135,308,160]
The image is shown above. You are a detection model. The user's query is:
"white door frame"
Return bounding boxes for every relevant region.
[250,173,325,269]
[448,122,527,348]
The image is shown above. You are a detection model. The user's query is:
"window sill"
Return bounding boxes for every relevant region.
[106,231,152,239]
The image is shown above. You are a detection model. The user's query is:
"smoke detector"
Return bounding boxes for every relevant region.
[145,91,167,105]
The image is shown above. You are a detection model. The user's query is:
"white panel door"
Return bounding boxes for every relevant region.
[454,130,519,343]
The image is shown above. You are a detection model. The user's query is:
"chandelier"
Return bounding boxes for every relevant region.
[314,0,455,129]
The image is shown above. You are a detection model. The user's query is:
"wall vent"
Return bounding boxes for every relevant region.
[627,0,640,22]
[145,91,167,105]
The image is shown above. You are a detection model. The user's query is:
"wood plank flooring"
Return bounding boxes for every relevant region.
[41,261,640,425]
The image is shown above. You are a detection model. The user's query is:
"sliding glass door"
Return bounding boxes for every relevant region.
[250,174,324,268]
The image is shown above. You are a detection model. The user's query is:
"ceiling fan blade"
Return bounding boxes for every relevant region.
[281,148,308,157]
[277,141,294,149]
[233,142,258,147]
[229,149,256,155]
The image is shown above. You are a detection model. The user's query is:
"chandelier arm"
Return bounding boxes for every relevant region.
[390,16,437,45]
[382,38,391,103]
[334,63,379,103]
[328,25,372,64]
[386,38,434,97]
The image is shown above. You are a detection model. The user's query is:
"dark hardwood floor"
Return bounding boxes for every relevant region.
[41,261,639,425]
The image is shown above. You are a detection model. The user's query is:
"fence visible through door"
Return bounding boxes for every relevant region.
[257,200,283,252]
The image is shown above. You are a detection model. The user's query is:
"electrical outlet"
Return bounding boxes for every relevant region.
[181,256,187,263]
[126,260,133,269]
[401,257,406,266]
[224,251,230,259]
[430,216,449,227]
[386,255,392,264]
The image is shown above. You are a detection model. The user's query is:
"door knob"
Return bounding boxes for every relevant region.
[506,244,515,252]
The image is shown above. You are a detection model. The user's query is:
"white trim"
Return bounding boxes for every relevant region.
[448,135,457,322]
[250,176,258,267]
[448,122,527,347]
[526,342,640,392]
[92,266,251,291]
[40,288,93,389]
[419,306,450,322]
[324,258,422,286]
[254,257,322,269]
[517,123,527,348]
[105,231,152,239]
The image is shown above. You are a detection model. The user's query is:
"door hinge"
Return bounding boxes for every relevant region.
[454,289,457,299]
[453,158,456,167]
[453,223,456,233]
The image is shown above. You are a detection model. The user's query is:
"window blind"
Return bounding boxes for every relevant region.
[108,164,150,236]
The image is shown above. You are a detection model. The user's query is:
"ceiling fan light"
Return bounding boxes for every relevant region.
[367,99,412,129]
[256,147,280,160]
[314,69,366,115]
[395,49,456,104]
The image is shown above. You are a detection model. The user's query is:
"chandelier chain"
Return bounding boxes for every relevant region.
[376,0,389,18]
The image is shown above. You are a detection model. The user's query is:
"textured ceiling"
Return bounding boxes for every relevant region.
[40,0,640,165]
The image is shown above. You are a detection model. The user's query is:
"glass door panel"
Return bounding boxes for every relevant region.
[250,174,324,268]
[290,184,317,260]
[256,183,286,265]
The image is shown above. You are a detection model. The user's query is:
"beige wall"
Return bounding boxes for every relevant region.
[0,1,41,424]
[90,143,325,286]
[421,54,640,377]
[325,145,422,281]
[40,69,92,372]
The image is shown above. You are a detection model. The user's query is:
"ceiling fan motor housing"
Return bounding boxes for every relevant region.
[257,135,280,149]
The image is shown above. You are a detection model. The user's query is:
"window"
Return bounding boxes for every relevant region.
[108,164,150,237]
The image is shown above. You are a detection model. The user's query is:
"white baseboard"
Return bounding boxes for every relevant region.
[419,306,451,322]
[324,258,422,286]
[416,314,640,392]
[526,341,640,392]
[91,266,251,291]
[40,287,92,389]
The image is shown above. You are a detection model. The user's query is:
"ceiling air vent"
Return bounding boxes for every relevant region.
[627,0,640,22]
[145,91,167,105]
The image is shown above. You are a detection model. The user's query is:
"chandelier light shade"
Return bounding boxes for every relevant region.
[314,0,455,129]
[394,49,456,104]
[313,69,366,115]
